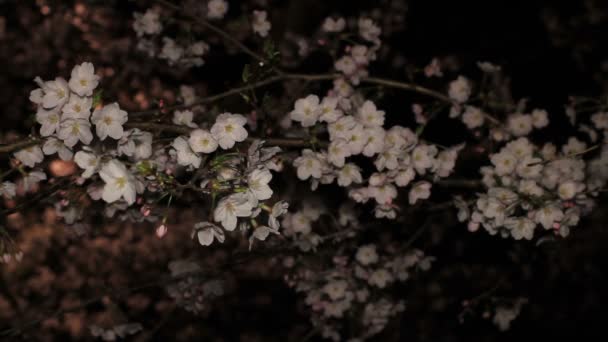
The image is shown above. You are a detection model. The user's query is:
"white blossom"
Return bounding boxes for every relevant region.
[214,193,254,231]
[173,110,198,127]
[248,168,273,200]
[357,100,385,127]
[409,181,432,204]
[133,9,162,36]
[322,17,346,33]
[210,113,248,149]
[207,0,229,19]
[58,118,93,147]
[91,103,128,140]
[294,150,323,180]
[34,77,70,109]
[42,137,73,161]
[188,129,218,153]
[99,160,137,205]
[68,62,99,97]
[14,145,44,168]
[74,151,100,178]
[252,10,271,37]
[448,76,471,104]
[193,222,225,246]
[172,136,202,168]
[62,95,92,120]
[35,108,61,136]
[290,95,320,127]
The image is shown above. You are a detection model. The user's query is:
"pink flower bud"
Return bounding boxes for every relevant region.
[156,224,168,238]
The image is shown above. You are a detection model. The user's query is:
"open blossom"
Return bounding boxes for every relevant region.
[173,110,198,127]
[531,109,549,128]
[42,137,73,161]
[409,181,432,204]
[505,217,535,240]
[507,113,533,136]
[207,0,228,19]
[188,129,218,153]
[74,151,100,178]
[58,118,93,147]
[337,163,363,187]
[36,108,61,136]
[14,145,44,168]
[34,77,70,109]
[557,181,580,200]
[62,95,92,120]
[290,95,320,127]
[68,62,100,97]
[328,139,351,167]
[248,168,273,201]
[534,205,564,230]
[319,96,343,123]
[91,103,128,140]
[118,129,153,160]
[99,160,137,205]
[0,182,16,198]
[462,106,485,129]
[294,150,323,180]
[490,151,517,176]
[358,17,381,43]
[210,113,248,149]
[322,17,346,32]
[356,245,378,265]
[323,280,349,301]
[252,10,271,37]
[357,100,385,127]
[133,9,162,36]
[172,136,202,168]
[448,76,471,103]
[214,193,254,231]
[193,222,225,246]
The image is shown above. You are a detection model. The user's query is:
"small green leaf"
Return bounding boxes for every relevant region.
[92,89,104,107]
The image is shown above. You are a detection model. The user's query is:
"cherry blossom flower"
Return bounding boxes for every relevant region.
[133,9,162,36]
[173,110,198,127]
[91,103,128,140]
[99,160,137,205]
[210,113,248,149]
[322,17,346,33]
[252,10,271,37]
[74,151,100,178]
[290,95,321,127]
[14,145,44,168]
[172,136,202,168]
[247,168,273,201]
[214,193,254,231]
[207,0,229,19]
[36,108,61,136]
[409,181,432,204]
[193,222,225,246]
[58,118,93,147]
[62,95,92,120]
[188,129,218,154]
[34,76,70,109]
[357,100,385,127]
[42,137,73,161]
[68,62,100,97]
[0,182,16,199]
[448,76,471,104]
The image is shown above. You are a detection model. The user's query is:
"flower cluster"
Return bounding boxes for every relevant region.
[133,9,209,67]
[165,260,224,315]
[289,85,462,219]
[463,137,597,239]
[180,138,288,247]
[285,245,433,341]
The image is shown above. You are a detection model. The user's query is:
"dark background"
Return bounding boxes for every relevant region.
[0,0,607,340]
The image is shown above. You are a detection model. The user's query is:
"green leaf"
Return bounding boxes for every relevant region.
[92,89,104,107]
[242,64,251,83]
